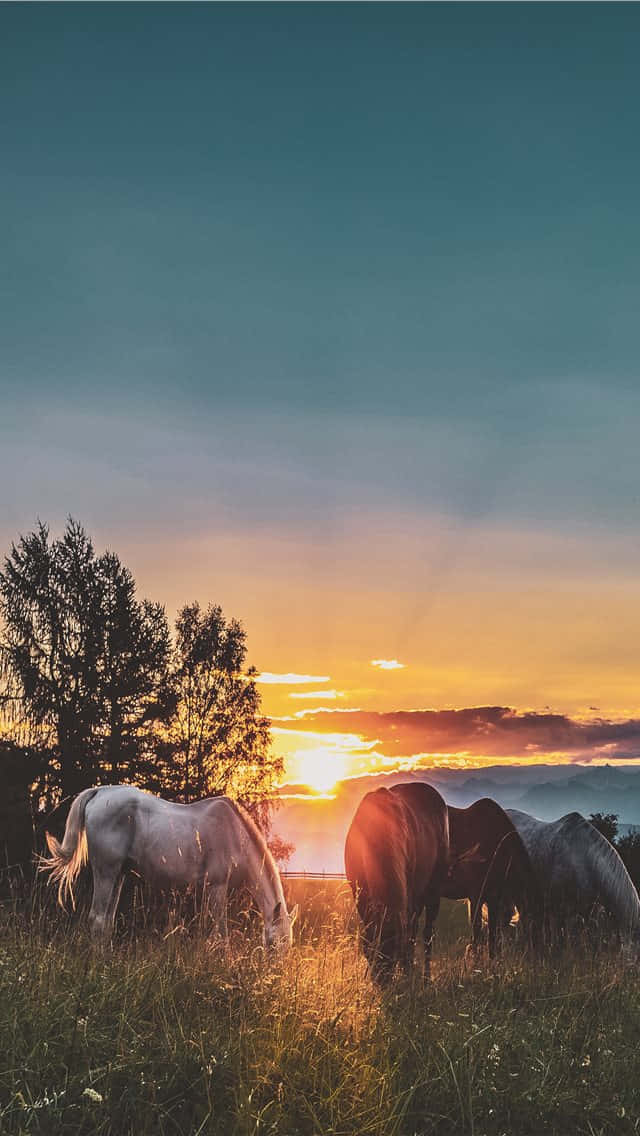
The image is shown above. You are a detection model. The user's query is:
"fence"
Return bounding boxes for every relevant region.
[281,871,347,880]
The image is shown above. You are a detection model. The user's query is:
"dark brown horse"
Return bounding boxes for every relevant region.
[444,798,542,957]
[344,782,449,984]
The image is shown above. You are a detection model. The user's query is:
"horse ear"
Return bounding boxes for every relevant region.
[273,900,282,921]
[290,903,299,927]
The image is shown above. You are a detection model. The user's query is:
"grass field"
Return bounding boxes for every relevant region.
[0,878,639,1135]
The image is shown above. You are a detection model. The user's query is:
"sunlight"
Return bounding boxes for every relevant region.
[295,747,349,794]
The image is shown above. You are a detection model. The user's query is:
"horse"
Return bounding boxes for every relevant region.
[443,798,543,958]
[344,782,449,984]
[507,808,640,953]
[40,785,297,950]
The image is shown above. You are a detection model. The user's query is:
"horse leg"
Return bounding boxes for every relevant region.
[423,899,440,979]
[402,907,419,974]
[487,900,500,959]
[88,867,124,942]
[469,898,486,958]
[209,883,229,941]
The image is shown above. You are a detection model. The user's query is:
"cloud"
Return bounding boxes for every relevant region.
[274,706,640,764]
[371,659,406,670]
[257,672,330,685]
[289,690,344,700]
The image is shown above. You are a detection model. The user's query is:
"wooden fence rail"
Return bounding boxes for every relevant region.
[281,871,347,880]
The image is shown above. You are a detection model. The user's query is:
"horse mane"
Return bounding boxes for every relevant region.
[557,812,640,932]
[223,797,285,901]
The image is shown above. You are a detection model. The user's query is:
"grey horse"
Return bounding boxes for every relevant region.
[41,785,297,948]
[507,808,640,952]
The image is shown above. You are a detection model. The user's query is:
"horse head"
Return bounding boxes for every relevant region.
[264,899,298,952]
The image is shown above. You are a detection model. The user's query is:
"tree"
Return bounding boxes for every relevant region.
[268,833,295,869]
[616,832,640,892]
[161,602,282,824]
[0,741,41,870]
[0,521,285,846]
[93,552,171,784]
[0,519,171,799]
[589,812,619,845]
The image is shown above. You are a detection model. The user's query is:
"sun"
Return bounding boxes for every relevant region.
[295,748,347,795]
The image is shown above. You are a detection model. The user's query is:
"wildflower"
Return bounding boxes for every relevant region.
[28,1089,66,1109]
[83,1088,103,1103]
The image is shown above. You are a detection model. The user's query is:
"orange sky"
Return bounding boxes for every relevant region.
[111,507,640,793]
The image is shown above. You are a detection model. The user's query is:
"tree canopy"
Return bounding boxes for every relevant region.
[154,601,282,824]
[0,519,281,841]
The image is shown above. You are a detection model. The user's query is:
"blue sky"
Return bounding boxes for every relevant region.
[4,5,640,419]
[2,6,640,775]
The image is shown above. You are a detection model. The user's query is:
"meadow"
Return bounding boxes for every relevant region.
[0,877,639,1136]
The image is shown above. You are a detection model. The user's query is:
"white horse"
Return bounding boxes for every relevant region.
[42,785,297,949]
[507,808,640,951]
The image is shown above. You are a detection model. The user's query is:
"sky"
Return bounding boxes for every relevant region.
[2,5,640,791]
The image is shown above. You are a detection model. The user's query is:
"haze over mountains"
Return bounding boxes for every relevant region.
[273,765,640,873]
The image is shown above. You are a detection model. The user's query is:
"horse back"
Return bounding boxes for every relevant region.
[445,798,535,906]
[84,787,247,889]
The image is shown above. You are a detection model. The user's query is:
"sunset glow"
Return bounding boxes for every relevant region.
[294,747,349,795]
[269,695,640,790]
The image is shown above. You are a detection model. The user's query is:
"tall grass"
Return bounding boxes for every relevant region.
[0,877,639,1135]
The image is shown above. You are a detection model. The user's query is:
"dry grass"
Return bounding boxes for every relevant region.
[0,877,639,1134]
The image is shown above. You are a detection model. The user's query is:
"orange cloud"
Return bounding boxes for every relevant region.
[275,706,640,765]
[289,689,345,700]
[258,672,330,685]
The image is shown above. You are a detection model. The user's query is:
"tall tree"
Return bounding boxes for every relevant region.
[589,812,619,845]
[0,519,171,799]
[616,832,640,891]
[94,552,171,783]
[162,602,281,822]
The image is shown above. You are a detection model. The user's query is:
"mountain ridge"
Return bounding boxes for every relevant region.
[274,764,640,872]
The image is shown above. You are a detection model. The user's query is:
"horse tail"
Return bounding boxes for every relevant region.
[40,787,101,909]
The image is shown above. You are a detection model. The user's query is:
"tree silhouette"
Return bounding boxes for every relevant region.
[589,812,619,845]
[0,522,284,849]
[93,551,171,784]
[159,602,282,823]
[615,832,640,892]
[0,519,171,799]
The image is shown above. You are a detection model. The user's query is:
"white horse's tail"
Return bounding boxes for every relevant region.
[40,787,101,909]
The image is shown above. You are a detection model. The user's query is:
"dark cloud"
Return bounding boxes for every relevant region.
[277,707,640,763]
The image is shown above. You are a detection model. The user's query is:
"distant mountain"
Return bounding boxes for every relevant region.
[274,764,640,872]
[518,781,601,819]
[518,771,640,823]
